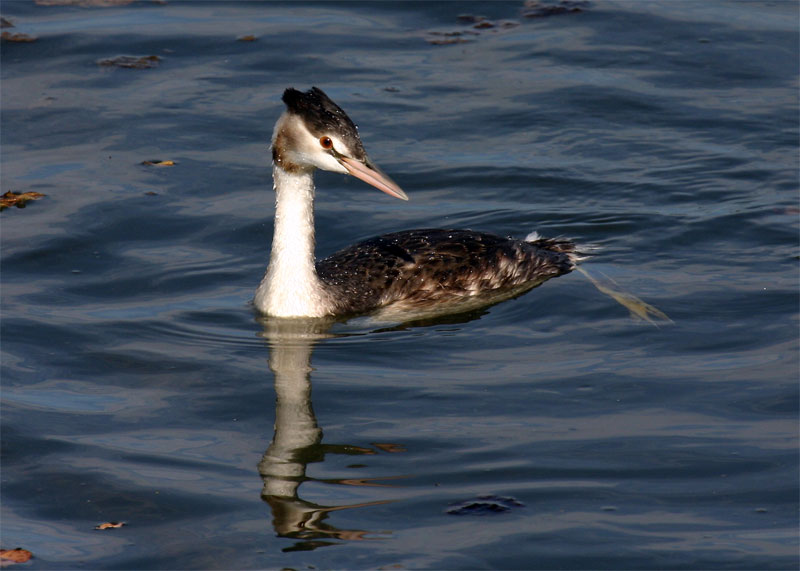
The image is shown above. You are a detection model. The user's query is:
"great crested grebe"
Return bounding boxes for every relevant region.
[255,87,580,318]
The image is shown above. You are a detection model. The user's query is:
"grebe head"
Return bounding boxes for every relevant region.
[272,87,408,200]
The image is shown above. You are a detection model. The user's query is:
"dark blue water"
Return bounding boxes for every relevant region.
[2,1,797,569]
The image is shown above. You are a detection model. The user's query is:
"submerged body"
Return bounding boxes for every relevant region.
[255,87,579,318]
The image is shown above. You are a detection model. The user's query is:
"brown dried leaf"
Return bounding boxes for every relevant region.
[236,34,257,42]
[0,549,33,565]
[0,191,45,210]
[141,159,174,166]
[94,521,125,530]
[97,55,161,69]
[1,31,37,42]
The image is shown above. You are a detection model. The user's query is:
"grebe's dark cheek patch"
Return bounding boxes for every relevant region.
[272,130,303,173]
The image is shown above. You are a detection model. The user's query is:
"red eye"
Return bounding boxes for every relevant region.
[319,136,333,149]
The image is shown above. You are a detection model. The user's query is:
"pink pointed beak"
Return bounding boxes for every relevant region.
[339,156,409,201]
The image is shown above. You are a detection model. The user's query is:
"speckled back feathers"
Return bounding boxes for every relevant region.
[316,229,578,315]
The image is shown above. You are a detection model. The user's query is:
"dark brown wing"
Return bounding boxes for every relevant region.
[316,229,576,315]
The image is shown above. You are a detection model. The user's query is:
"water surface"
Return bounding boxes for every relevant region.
[2,1,798,569]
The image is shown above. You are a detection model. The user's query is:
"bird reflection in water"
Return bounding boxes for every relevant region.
[255,288,666,552]
[256,316,401,551]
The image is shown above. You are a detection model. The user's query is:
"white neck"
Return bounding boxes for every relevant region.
[255,166,332,317]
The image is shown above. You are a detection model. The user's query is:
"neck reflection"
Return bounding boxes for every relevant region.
[257,317,395,551]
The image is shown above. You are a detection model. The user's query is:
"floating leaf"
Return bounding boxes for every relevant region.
[97,55,161,69]
[0,191,45,211]
[236,34,257,42]
[1,17,14,28]
[1,31,37,42]
[141,159,174,166]
[0,549,33,565]
[95,521,125,530]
